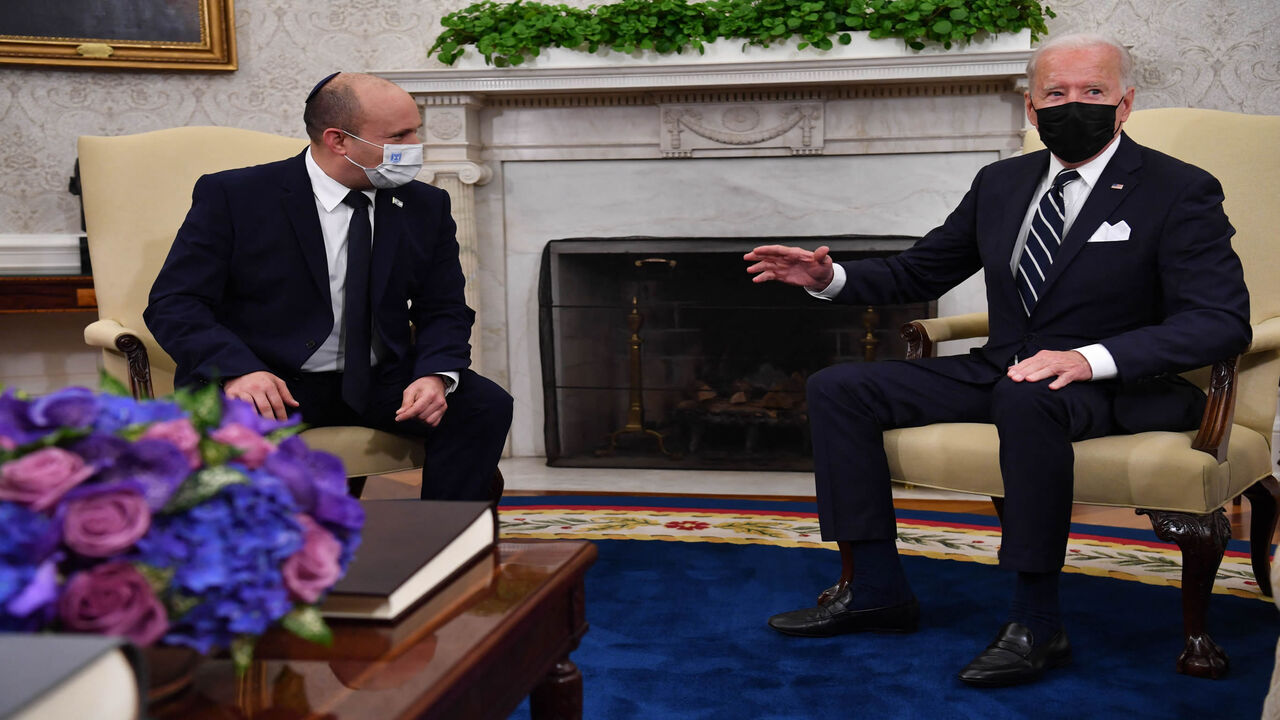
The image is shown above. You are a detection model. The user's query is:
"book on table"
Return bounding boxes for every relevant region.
[320,499,497,622]
[0,633,145,720]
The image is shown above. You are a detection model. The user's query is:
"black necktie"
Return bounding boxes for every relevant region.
[341,190,372,413]
[1016,169,1081,314]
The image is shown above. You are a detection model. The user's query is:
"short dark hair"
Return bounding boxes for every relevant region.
[303,75,361,143]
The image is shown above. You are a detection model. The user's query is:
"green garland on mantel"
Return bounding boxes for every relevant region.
[430,0,1054,67]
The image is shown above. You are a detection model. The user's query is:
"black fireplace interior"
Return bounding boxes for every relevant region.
[539,237,931,471]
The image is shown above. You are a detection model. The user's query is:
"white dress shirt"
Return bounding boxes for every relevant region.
[810,135,1125,380]
[301,149,459,392]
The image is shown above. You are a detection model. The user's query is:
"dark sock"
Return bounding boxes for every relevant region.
[1008,570,1062,642]
[847,539,913,609]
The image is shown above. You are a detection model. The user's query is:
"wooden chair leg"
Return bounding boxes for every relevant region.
[1138,508,1232,678]
[818,540,855,605]
[1243,475,1280,597]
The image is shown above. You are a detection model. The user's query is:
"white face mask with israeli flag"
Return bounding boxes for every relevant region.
[342,130,424,189]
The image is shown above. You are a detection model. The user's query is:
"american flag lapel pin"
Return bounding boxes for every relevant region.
[1110,183,1124,190]
[391,197,404,207]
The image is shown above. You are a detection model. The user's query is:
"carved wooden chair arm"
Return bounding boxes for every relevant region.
[84,318,154,399]
[901,312,989,360]
[1196,316,1280,462]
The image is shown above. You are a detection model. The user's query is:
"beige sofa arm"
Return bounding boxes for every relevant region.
[83,319,154,399]
[901,312,989,359]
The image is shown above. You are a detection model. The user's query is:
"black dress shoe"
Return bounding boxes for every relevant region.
[767,586,919,637]
[958,622,1071,687]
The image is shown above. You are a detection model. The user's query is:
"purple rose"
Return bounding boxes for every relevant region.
[0,435,13,452]
[59,562,168,646]
[140,418,202,470]
[209,423,275,469]
[282,515,343,603]
[28,387,99,430]
[100,439,190,510]
[263,437,347,512]
[0,447,96,511]
[0,391,40,448]
[69,433,131,469]
[62,487,151,557]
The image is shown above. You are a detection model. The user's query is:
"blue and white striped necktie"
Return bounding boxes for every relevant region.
[1016,168,1081,314]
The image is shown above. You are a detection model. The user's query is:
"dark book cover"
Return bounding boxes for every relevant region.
[321,500,496,621]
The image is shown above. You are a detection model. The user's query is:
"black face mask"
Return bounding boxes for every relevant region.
[1033,100,1122,163]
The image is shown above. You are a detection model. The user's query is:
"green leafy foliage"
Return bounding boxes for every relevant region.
[430,0,1054,65]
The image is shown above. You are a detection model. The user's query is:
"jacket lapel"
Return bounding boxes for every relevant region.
[995,151,1051,316]
[1035,134,1141,303]
[281,152,331,303]
[370,188,405,309]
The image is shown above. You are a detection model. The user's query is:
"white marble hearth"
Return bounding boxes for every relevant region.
[379,34,1033,461]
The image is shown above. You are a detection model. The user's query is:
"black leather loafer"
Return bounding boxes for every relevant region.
[957,621,1071,687]
[767,586,919,637]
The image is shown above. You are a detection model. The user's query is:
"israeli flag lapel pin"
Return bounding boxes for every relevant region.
[391,197,404,207]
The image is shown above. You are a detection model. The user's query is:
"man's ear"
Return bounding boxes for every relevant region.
[321,128,347,155]
[1024,92,1038,130]
[1116,87,1136,125]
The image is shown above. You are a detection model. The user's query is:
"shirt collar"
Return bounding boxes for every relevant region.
[1045,132,1123,190]
[305,147,375,212]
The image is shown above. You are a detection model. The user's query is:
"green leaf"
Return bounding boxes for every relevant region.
[282,605,334,647]
[161,465,248,514]
[931,19,951,33]
[198,437,239,467]
[133,563,176,596]
[230,635,257,676]
[98,370,131,397]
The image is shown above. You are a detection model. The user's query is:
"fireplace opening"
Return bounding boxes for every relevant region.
[539,237,931,471]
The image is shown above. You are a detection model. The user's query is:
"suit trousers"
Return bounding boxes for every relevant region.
[284,368,513,502]
[807,356,1123,573]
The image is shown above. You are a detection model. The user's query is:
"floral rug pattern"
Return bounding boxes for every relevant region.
[498,504,1264,600]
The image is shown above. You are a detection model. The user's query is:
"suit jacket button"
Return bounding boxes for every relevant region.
[305,340,316,349]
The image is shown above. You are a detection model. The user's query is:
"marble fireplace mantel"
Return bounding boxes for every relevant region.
[378,33,1034,458]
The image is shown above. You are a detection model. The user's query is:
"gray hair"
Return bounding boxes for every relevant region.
[1026,32,1135,91]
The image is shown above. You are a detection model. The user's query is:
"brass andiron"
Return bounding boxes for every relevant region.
[597,295,679,458]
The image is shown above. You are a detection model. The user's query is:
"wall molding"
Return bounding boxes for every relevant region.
[0,234,83,275]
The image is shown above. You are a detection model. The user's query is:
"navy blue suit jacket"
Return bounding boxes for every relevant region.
[835,134,1251,419]
[146,151,474,389]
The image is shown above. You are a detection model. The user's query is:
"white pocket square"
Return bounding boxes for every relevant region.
[1087,220,1131,243]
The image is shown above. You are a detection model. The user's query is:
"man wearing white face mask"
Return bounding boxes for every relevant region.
[146,72,513,502]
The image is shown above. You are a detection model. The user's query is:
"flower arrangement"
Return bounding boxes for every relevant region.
[0,383,363,668]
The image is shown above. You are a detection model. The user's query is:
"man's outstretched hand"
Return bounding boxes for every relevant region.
[744,244,835,290]
[224,371,299,420]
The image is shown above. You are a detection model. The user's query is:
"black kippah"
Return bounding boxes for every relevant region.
[305,72,340,104]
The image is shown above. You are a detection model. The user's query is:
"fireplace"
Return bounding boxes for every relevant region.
[539,237,929,470]
[385,35,1030,462]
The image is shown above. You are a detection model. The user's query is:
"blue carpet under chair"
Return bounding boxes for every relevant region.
[508,537,1278,719]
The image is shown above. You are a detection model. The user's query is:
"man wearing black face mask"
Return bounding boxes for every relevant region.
[147,72,513,502]
[744,33,1250,686]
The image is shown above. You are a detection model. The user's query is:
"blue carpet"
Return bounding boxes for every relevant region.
[508,538,1278,719]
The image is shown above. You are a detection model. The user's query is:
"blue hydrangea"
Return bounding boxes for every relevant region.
[135,482,304,653]
[93,394,184,434]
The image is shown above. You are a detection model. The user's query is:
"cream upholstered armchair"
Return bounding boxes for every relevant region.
[824,108,1280,678]
[77,126,425,481]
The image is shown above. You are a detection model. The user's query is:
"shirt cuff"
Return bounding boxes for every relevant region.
[435,371,460,395]
[1074,344,1117,381]
[805,263,846,301]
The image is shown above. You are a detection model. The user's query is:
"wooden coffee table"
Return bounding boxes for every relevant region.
[151,539,597,720]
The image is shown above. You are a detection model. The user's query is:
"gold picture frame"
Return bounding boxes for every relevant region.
[0,0,236,71]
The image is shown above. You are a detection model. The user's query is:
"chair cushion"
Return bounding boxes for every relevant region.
[298,426,426,478]
[883,423,1272,514]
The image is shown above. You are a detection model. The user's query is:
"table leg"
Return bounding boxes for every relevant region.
[530,656,582,720]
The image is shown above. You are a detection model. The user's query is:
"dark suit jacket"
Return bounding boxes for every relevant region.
[146,151,474,389]
[835,134,1251,428]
